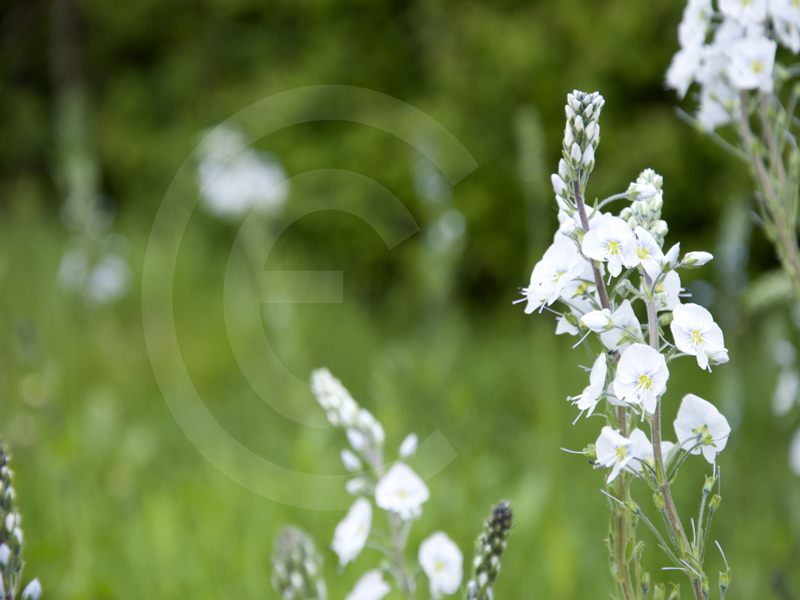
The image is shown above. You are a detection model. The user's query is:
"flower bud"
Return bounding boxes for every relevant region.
[586,121,597,140]
[564,124,574,148]
[399,433,418,458]
[340,449,362,472]
[683,251,713,267]
[667,584,681,600]
[703,474,716,494]
[661,243,681,271]
[709,494,721,511]
[574,116,584,132]
[559,219,577,237]
[658,312,674,326]
[571,143,582,164]
[558,159,571,182]
[719,568,732,591]
[641,572,651,595]
[551,174,568,196]
[580,309,613,332]
[701,573,710,596]
[653,491,666,511]
[583,144,595,168]
[653,583,666,600]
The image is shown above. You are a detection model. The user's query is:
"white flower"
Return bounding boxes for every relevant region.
[0,544,9,566]
[720,0,768,24]
[727,35,777,92]
[419,532,464,596]
[399,433,418,458]
[341,449,363,472]
[581,309,613,332]
[697,80,739,130]
[772,0,800,53]
[679,0,713,49]
[627,429,675,474]
[790,428,800,476]
[624,227,664,279]
[600,300,644,352]
[332,498,372,566]
[375,462,429,520]
[572,354,607,418]
[683,251,714,267]
[613,344,669,414]
[346,478,367,495]
[661,243,681,270]
[22,579,41,600]
[670,303,729,371]
[653,270,682,312]
[666,47,702,98]
[346,570,391,600]
[520,238,584,313]
[773,368,800,416]
[674,394,731,463]
[582,215,635,277]
[595,426,638,483]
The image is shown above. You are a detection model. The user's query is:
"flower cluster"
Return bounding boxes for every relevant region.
[666,0,796,130]
[465,501,514,600]
[0,440,40,600]
[518,90,731,600]
[309,368,462,600]
[271,527,328,600]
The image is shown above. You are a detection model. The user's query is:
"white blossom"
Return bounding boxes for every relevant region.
[346,478,367,495]
[600,300,644,352]
[581,309,613,332]
[399,433,418,458]
[520,238,584,313]
[613,344,669,414]
[772,0,800,53]
[572,354,607,418]
[419,532,464,596]
[674,394,731,463]
[727,35,777,92]
[595,426,638,483]
[22,579,41,600]
[627,429,676,474]
[652,270,682,312]
[332,498,372,566]
[345,570,391,600]
[678,0,713,49]
[719,0,768,24]
[661,243,681,270]
[375,462,429,520]
[582,215,636,277]
[624,227,664,279]
[683,251,714,267]
[670,303,729,371]
[666,47,702,98]
[697,80,739,130]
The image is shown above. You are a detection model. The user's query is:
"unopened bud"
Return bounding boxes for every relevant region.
[641,572,651,594]
[667,583,681,600]
[571,143,582,164]
[703,475,716,494]
[653,583,666,600]
[658,312,674,326]
[719,568,732,590]
[574,116,584,132]
[701,573,710,595]
[653,491,665,511]
[683,251,713,268]
[709,494,721,511]
[559,159,571,182]
[624,499,640,515]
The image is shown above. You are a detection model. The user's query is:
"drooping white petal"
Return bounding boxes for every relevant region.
[674,394,731,464]
[332,498,373,566]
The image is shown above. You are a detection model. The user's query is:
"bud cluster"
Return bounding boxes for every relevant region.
[465,501,514,600]
[310,368,385,449]
[622,169,668,244]
[271,527,327,600]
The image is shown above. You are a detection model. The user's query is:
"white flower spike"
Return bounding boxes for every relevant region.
[418,531,464,597]
[595,426,638,483]
[674,394,731,463]
[332,498,372,567]
[375,462,430,520]
[671,303,729,371]
[613,343,669,414]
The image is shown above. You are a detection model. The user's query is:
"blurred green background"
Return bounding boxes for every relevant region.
[2,0,800,598]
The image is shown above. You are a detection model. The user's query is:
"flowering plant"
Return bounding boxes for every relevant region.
[271,369,514,600]
[517,90,732,600]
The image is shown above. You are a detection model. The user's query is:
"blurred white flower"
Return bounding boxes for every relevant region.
[600,300,643,352]
[666,47,702,98]
[719,0,768,24]
[519,238,583,313]
[572,354,607,418]
[674,394,731,463]
[341,450,363,473]
[418,531,464,596]
[678,0,713,49]
[346,478,367,496]
[671,303,729,371]
[345,570,391,600]
[375,462,429,520]
[0,543,9,566]
[595,426,637,483]
[22,579,41,600]
[332,498,372,566]
[86,254,131,304]
[727,36,777,92]
[651,270,682,312]
[772,0,800,52]
[627,428,675,474]
[197,124,289,219]
[613,343,669,414]
[773,368,799,416]
[697,80,739,130]
[582,215,635,277]
[399,433,418,458]
[790,428,800,476]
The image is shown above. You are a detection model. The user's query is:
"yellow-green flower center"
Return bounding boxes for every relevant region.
[636,247,650,260]
[435,560,446,573]
[752,60,765,74]
[554,269,565,282]
[615,446,628,462]
[637,374,653,390]
[607,241,620,255]
[691,329,703,346]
